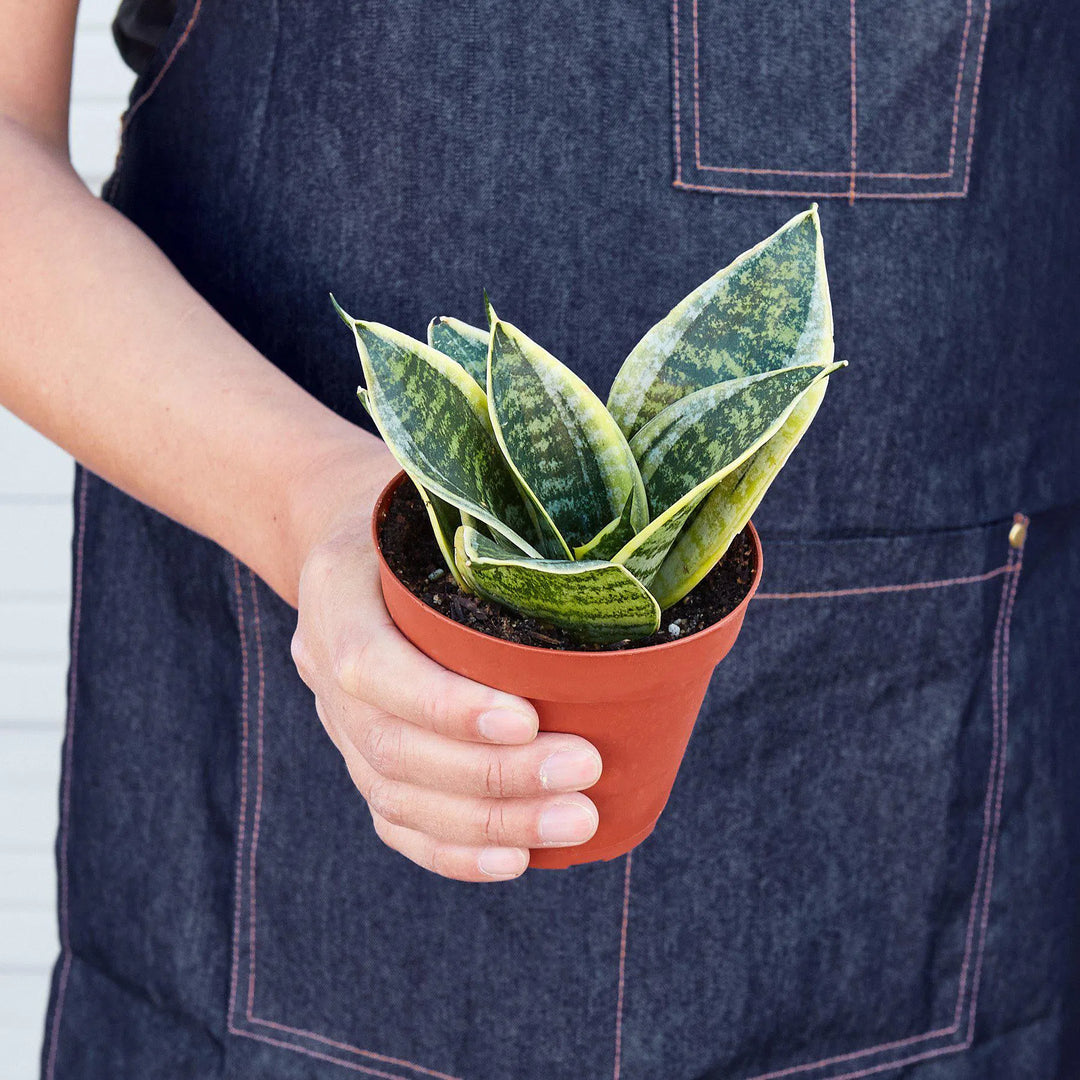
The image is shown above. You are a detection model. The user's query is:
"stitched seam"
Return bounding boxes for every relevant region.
[961,0,992,195]
[848,0,858,204]
[245,572,266,1020]
[107,0,204,188]
[229,572,464,1080]
[228,1024,432,1080]
[612,851,633,1080]
[42,469,88,1080]
[672,0,683,184]
[675,0,990,197]
[946,0,975,174]
[726,517,1027,1080]
[229,522,1025,1077]
[673,179,970,199]
[227,559,251,1028]
[756,562,1012,600]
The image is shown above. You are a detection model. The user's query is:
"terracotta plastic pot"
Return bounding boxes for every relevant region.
[372,473,762,869]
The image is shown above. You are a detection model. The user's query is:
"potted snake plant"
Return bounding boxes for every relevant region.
[333,206,842,868]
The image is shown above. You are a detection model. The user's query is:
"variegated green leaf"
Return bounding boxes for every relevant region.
[632,363,841,513]
[649,377,830,608]
[454,526,661,645]
[572,491,637,561]
[334,298,542,557]
[487,319,648,555]
[607,206,833,437]
[613,362,843,585]
[360,386,469,588]
[427,317,489,388]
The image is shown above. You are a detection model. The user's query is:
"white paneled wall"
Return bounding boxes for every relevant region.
[1,0,134,1072]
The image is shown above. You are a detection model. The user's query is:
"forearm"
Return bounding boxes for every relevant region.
[0,117,388,605]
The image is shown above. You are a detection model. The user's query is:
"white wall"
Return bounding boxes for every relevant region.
[0,0,134,1071]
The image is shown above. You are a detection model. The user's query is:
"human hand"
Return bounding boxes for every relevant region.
[289,449,602,882]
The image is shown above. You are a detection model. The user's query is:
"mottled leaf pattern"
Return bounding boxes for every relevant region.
[361,385,468,584]
[614,363,842,586]
[572,492,637,561]
[427,317,489,387]
[649,378,829,608]
[607,207,833,437]
[334,300,541,557]
[454,526,660,644]
[336,208,841,645]
[488,320,647,552]
[631,363,843,513]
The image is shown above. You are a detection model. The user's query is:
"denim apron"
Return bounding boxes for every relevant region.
[43,2,1080,1077]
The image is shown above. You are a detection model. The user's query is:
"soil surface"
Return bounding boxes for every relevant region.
[379,480,756,652]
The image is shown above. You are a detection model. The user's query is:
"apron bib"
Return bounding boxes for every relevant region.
[43,2,1080,1076]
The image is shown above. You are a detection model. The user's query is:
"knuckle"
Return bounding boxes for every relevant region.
[290,630,314,682]
[416,669,456,732]
[365,777,407,826]
[425,841,458,880]
[303,542,339,589]
[333,631,375,699]
[363,719,404,778]
[481,799,512,846]
[481,752,510,798]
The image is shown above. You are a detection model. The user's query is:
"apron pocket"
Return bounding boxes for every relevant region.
[226,565,634,1080]
[672,0,991,200]
[618,514,1027,1079]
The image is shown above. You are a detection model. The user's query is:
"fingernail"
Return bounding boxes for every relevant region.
[539,802,597,845]
[478,847,528,877]
[477,708,536,743]
[540,749,602,791]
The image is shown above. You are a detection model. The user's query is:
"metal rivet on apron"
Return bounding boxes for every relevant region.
[1009,520,1027,549]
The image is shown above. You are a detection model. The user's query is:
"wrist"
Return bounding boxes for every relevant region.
[274,425,399,605]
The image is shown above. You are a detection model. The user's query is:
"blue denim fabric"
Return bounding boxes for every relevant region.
[43,2,1080,1077]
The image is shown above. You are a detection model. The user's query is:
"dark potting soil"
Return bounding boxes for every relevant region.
[379,480,757,652]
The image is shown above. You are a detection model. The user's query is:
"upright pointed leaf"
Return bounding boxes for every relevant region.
[607,206,833,437]
[333,299,541,556]
[454,526,661,645]
[487,319,648,554]
[613,363,843,585]
[632,363,841,513]
[650,377,830,608]
[427,317,489,388]
[359,386,470,589]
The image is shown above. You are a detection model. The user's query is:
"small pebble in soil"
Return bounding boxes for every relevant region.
[379,480,757,652]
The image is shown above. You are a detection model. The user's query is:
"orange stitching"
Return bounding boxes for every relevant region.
[848,0,858,204]
[42,469,88,1080]
[226,559,251,1035]
[673,178,968,198]
[245,571,266,1019]
[961,0,992,194]
[612,851,633,1080]
[613,519,1027,1079]
[946,0,975,174]
[231,574,466,1080]
[756,562,1012,600]
[107,0,204,187]
[676,0,991,198]
[672,0,683,183]
[691,0,703,170]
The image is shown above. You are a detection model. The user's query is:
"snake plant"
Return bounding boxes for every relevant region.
[334,207,843,644]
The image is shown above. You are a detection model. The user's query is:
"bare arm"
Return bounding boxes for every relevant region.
[0,0,386,603]
[0,0,602,881]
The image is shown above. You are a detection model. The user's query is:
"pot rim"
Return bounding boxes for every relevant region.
[371,471,763,660]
